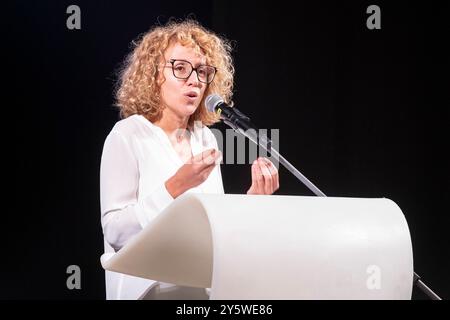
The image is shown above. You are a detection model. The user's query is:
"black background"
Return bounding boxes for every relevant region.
[3,0,448,299]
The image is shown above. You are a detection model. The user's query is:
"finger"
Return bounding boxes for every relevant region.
[201,149,217,165]
[197,152,222,177]
[191,149,216,165]
[205,149,223,165]
[259,158,272,194]
[213,150,223,165]
[202,150,222,167]
[261,158,279,191]
[250,160,259,192]
[253,160,264,193]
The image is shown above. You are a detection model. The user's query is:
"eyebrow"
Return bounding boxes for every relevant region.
[170,58,207,67]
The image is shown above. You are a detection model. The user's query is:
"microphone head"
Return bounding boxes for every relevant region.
[205,94,224,113]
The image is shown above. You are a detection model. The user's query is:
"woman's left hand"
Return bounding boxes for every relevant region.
[247,157,279,195]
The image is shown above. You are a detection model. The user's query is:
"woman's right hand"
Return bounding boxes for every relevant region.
[165,148,222,198]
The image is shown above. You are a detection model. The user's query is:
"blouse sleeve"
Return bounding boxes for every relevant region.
[100,130,174,251]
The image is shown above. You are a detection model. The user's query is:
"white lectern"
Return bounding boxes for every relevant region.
[101,193,413,299]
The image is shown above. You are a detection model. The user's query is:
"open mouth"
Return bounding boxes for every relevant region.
[185,92,199,99]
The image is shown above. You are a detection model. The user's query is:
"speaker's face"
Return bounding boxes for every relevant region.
[159,42,207,120]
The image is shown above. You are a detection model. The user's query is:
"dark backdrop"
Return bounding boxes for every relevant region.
[4,0,448,299]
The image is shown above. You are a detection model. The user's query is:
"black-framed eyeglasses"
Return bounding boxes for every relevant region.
[166,59,217,84]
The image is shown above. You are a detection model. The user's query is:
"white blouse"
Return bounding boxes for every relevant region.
[100,114,224,299]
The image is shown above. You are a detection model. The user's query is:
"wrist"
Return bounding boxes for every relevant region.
[165,175,184,199]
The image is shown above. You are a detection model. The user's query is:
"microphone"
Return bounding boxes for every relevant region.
[205,93,273,157]
[205,94,258,132]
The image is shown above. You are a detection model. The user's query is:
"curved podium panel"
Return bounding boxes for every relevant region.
[101,194,413,299]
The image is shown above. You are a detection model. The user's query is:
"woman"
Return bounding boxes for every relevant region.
[100,19,279,300]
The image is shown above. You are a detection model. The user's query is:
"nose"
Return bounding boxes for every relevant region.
[186,69,201,87]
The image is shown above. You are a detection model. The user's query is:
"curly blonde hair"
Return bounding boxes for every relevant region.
[115,19,234,126]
